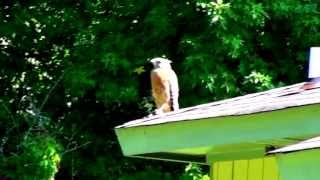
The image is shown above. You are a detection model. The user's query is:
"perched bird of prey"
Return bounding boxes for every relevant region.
[150,57,179,114]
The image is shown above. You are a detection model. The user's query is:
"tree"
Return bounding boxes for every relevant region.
[1,0,319,179]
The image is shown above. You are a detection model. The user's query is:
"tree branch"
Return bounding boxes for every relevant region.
[39,71,65,111]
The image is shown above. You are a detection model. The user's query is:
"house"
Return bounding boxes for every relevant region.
[115,47,320,180]
[268,136,320,180]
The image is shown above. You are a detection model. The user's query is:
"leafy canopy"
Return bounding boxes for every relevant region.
[1,0,319,179]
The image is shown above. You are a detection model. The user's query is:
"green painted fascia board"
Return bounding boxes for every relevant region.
[115,104,320,156]
[130,153,207,165]
[207,147,266,163]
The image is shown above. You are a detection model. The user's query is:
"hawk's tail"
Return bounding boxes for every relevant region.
[169,83,179,111]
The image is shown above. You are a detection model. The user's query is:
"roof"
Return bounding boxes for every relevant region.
[268,136,320,154]
[117,82,320,128]
[115,81,320,162]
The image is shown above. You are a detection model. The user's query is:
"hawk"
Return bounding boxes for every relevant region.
[150,57,179,114]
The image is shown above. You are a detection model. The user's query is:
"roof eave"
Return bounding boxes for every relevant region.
[116,104,320,162]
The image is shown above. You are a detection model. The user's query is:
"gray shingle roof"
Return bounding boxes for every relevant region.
[117,82,320,128]
[268,136,320,154]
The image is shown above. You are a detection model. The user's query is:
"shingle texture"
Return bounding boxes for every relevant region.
[268,136,320,154]
[117,82,320,128]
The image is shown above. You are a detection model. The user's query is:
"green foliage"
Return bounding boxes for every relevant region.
[243,71,274,91]
[0,96,63,179]
[1,0,320,179]
[1,135,62,180]
[118,164,209,180]
[119,169,175,180]
[180,164,210,180]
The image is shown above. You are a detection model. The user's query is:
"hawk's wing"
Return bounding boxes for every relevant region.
[168,69,179,111]
[150,69,171,112]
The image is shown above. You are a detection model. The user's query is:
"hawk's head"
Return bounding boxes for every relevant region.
[150,57,172,69]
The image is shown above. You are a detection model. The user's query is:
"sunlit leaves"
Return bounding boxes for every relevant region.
[1,0,320,179]
[74,31,96,47]
[180,163,210,180]
[2,136,62,179]
[133,66,146,75]
[0,37,11,47]
[221,35,244,58]
[197,0,231,24]
[243,71,274,91]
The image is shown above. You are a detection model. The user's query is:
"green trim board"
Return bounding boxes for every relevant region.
[207,146,266,162]
[116,104,320,162]
[129,153,206,164]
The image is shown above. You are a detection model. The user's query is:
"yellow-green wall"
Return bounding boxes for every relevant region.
[276,149,320,180]
[211,157,280,180]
